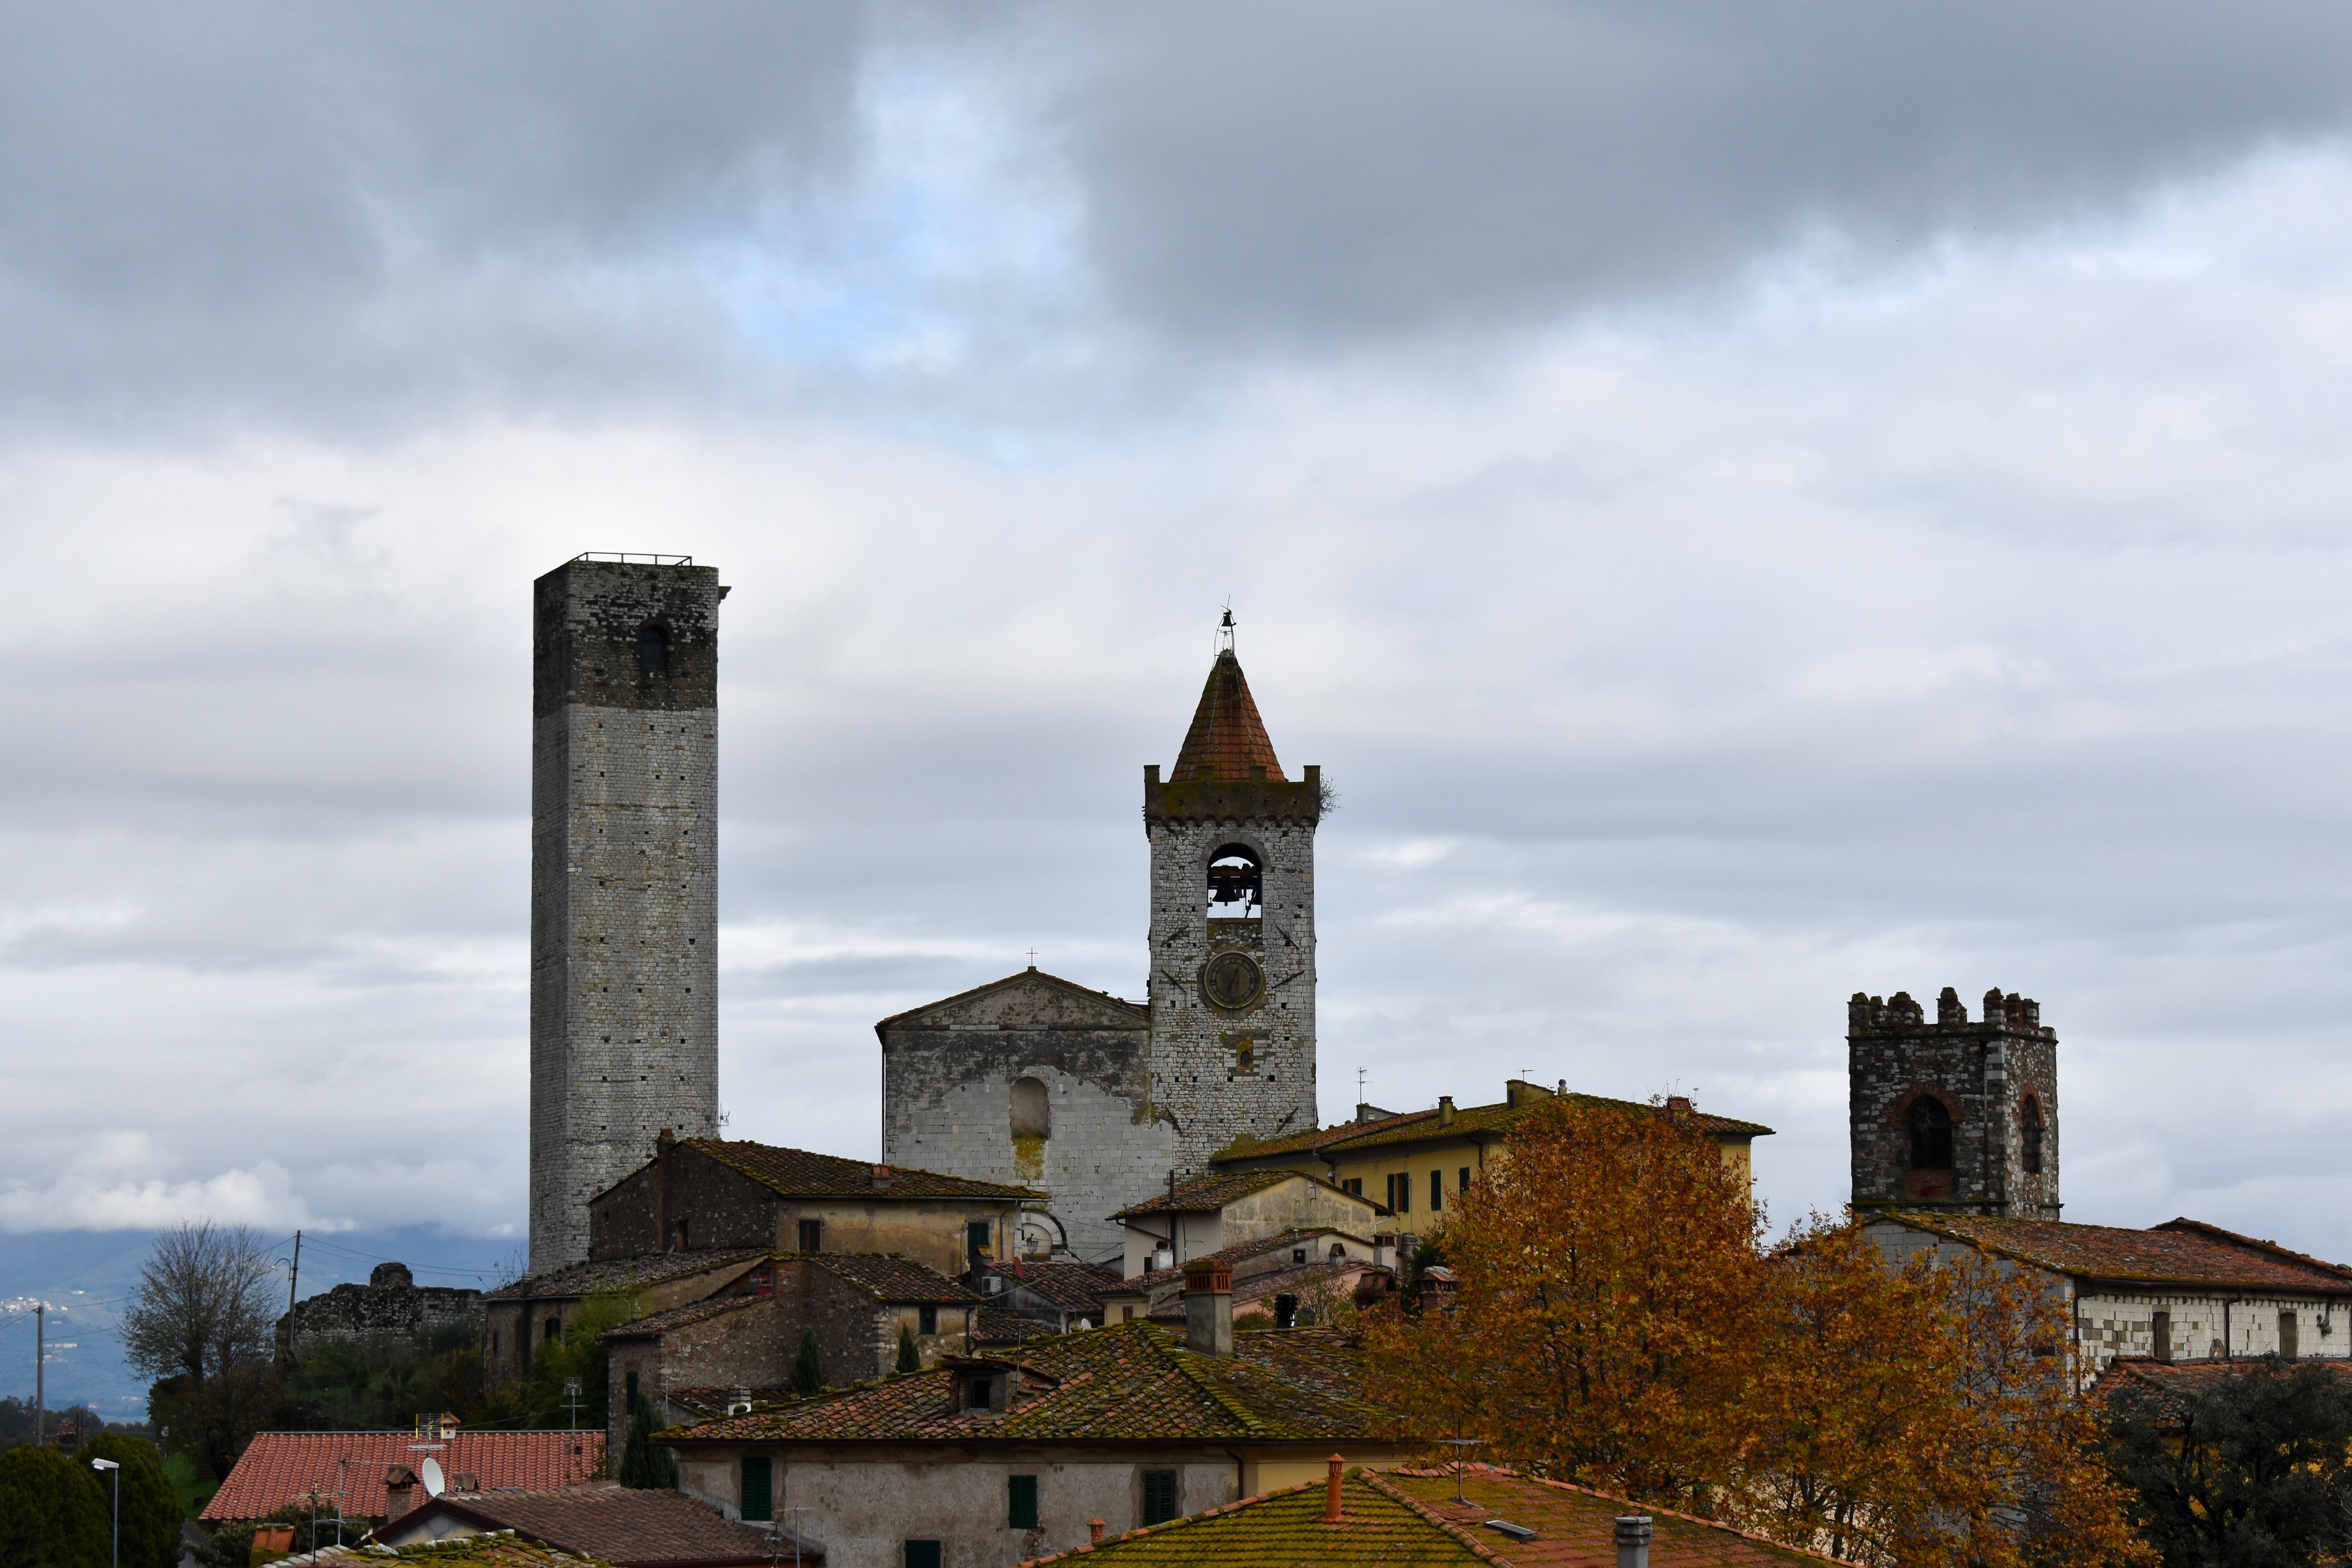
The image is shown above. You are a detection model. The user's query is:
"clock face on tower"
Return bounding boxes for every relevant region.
[1200,951,1266,1012]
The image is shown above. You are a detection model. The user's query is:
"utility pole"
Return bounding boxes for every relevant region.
[34,1304,43,1446]
[285,1231,302,1361]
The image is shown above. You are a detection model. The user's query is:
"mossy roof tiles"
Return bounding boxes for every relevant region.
[689,1139,1041,1201]
[988,1259,1123,1313]
[1386,1468,1854,1566]
[605,1294,762,1340]
[1170,651,1286,783]
[1316,1095,1772,1157]
[1883,1213,2352,1290]
[1110,1231,1378,1298]
[662,1321,1387,1445]
[811,1253,983,1302]
[482,1248,765,1301]
[1021,1474,1493,1568]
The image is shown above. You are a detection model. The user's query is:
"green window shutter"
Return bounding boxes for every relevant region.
[920,1305,938,1335]
[1142,1469,1179,1526]
[906,1542,943,1568]
[1009,1474,1039,1529]
[741,1457,773,1522]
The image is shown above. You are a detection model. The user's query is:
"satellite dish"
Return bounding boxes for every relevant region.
[420,1457,445,1497]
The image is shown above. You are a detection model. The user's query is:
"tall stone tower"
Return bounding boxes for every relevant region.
[530,555,728,1273]
[1144,636,1322,1175]
[1848,986,2060,1221]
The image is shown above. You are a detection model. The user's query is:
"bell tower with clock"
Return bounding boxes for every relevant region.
[1143,622,1322,1175]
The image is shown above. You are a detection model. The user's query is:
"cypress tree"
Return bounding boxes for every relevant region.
[617,1398,677,1490]
[793,1330,824,1396]
[896,1323,921,1374]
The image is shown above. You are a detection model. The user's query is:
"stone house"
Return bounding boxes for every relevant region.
[975,1260,1120,1333]
[484,1248,769,1391]
[588,1133,1037,1278]
[1866,1213,2352,1379]
[1110,1169,1383,1279]
[277,1261,481,1359]
[1210,1080,1772,1227]
[605,1254,983,1455]
[1098,1229,1389,1326]
[658,1265,1415,1568]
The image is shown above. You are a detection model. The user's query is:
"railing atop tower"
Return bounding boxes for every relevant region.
[572,551,694,565]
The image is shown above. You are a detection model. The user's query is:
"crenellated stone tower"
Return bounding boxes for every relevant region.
[1848,986,2060,1221]
[1144,641,1322,1175]
[530,555,728,1273]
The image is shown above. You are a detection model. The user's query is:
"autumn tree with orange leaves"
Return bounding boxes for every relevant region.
[1364,1098,2149,1568]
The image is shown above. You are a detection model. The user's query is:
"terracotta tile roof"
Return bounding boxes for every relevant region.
[1882,1214,2352,1291]
[201,1431,606,1521]
[1021,1473,1494,1568]
[1170,652,1286,783]
[2088,1356,2352,1423]
[1114,1169,1343,1218]
[663,1321,1389,1445]
[1114,1232,1381,1299]
[1316,1094,1773,1158]
[1385,1467,1855,1566]
[668,1387,797,1422]
[606,1295,763,1340]
[813,1254,983,1303]
[1213,1112,1433,1164]
[483,1250,765,1302]
[689,1140,1040,1202]
[351,1542,602,1568]
[383,1485,812,1566]
[975,1309,1067,1343]
[1145,1260,1377,1324]
[873,968,1148,1031]
[985,1260,1121,1314]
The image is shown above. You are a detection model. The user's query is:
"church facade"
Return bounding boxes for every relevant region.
[878,643,1323,1263]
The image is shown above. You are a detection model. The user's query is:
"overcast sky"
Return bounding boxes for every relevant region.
[7,2,2352,1284]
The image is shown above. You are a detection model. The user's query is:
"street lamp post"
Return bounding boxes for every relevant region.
[89,1457,119,1568]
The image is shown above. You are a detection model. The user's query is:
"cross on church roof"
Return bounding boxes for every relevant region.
[1026,949,1038,970]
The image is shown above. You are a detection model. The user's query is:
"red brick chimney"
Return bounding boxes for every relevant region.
[1089,1519,1106,1544]
[1323,1454,1344,1523]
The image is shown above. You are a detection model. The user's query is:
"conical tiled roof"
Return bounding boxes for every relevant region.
[1170,651,1285,782]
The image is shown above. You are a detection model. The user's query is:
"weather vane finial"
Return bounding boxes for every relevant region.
[1216,599,1236,656]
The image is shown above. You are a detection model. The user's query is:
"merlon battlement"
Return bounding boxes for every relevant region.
[1143,762,1323,824]
[1848,985,2052,1037]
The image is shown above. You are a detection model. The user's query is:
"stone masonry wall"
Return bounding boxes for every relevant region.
[882,994,1168,1265]
[1144,769,1320,1178]
[280,1263,480,1353]
[1849,986,2060,1220]
[531,558,726,1273]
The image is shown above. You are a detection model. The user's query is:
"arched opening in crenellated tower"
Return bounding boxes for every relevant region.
[1206,844,1263,919]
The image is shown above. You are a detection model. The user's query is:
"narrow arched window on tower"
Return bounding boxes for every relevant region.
[639,623,669,673]
[1907,1098,1954,1172]
[1010,1076,1050,1141]
[2021,1096,2044,1175]
[1206,844,1263,919]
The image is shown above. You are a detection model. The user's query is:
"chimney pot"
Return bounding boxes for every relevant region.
[1614,1516,1653,1568]
[1324,1455,1344,1523]
[1437,1095,1456,1127]
[1183,1260,1235,1356]
[1665,1095,1691,1117]
[1089,1519,1106,1545]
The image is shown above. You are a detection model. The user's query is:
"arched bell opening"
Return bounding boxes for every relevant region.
[1206,844,1263,919]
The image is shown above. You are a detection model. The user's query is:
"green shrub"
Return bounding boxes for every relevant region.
[77,1434,182,1568]
[0,1443,110,1568]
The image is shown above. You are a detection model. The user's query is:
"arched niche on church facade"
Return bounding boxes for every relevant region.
[1010,1075,1050,1140]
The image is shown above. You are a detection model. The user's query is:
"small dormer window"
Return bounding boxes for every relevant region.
[968,1375,993,1410]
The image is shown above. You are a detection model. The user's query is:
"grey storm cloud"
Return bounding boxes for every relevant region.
[1070,3,2352,343]
[6,2,2352,432]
